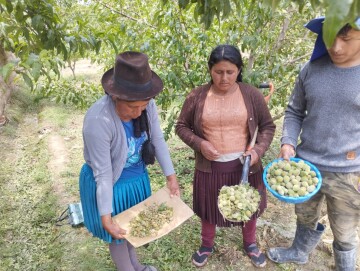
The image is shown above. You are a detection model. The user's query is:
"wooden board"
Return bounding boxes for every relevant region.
[112,187,194,248]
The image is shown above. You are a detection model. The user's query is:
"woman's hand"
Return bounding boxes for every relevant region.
[166,174,181,197]
[279,144,296,161]
[101,214,127,240]
[200,140,220,161]
[243,149,259,166]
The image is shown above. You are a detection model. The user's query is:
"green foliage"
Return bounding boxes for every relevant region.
[1,0,323,138]
[0,62,15,81]
[38,78,103,109]
[167,0,360,47]
[0,0,100,93]
[322,0,360,47]
[81,0,316,137]
[1,0,359,131]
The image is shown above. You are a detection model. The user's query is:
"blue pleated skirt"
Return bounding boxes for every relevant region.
[79,163,151,243]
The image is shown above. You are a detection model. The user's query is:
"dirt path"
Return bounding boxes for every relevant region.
[1,59,359,271]
[47,134,71,206]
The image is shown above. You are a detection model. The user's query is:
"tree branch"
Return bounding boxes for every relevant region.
[99,2,156,29]
[273,16,290,51]
[0,44,16,117]
[285,52,312,66]
[272,111,285,121]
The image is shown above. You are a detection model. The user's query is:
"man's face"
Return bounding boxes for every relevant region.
[327,28,360,67]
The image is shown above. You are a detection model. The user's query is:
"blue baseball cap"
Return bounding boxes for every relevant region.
[305,16,360,62]
[304,16,327,62]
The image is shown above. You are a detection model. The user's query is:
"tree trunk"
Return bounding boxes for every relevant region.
[273,16,290,51]
[0,42,15,119]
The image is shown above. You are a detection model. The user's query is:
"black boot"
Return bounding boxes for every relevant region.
[267,223,325,264]
[333,243,357,271]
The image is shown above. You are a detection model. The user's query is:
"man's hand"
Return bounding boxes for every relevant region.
[200,140,220,161]
[101,214,127,239]
[279,144,296,161]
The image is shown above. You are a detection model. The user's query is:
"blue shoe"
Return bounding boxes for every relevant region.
[192,246,214,267]
[245,243,266,268]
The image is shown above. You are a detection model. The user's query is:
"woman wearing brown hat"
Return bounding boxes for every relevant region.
[79,51,180,271]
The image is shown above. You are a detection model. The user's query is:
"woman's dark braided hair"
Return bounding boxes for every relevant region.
[133,110,148,138]
[133,109,156,165]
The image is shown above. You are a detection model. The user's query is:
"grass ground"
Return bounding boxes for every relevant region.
[1,60,358,271]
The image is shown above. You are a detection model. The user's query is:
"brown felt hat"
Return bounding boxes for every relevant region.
[101,51,163,101]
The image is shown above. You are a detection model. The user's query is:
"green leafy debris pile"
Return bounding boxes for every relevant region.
[129,202,174,238]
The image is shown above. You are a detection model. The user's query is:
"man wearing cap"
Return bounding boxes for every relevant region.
[79,51,180,271]
[267,17,360,270]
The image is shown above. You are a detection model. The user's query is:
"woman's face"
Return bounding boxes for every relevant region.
[210,60,240,93]
[113,98,149,121]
